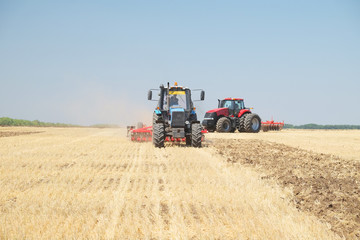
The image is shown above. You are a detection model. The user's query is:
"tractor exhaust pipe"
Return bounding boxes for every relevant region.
[167,82,170,111]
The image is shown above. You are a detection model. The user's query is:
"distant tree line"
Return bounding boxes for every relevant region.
[0,117,122,128]
[284,123,360,129]
[0,117,80,127]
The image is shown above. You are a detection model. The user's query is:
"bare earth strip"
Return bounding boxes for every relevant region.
[211,138,360,239]
[208,129,360,161]
[0,128,340,239]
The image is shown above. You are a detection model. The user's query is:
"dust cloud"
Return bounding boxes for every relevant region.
[63,83,153,126]
[59,82,209,126]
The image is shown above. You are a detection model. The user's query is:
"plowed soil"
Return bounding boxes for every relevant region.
[212,139,360,239]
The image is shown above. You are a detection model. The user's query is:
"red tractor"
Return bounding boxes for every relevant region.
[202,98,261,133]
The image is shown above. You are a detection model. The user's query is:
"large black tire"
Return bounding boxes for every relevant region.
[216,117,232,133]
[152,113,159,125]
[244,114,261,133]
[153,123,165,148]
[238,114,247,132]
[191,123,202,147]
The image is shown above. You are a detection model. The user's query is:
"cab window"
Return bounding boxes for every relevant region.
[234,101,241,110]
[220,100,234,109]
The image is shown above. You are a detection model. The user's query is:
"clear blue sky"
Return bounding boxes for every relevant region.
[1,0,359,126]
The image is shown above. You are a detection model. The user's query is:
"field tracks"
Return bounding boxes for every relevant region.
[106,157,134,237]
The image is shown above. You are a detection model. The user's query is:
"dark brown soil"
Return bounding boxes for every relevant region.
[212,139,360,239]
[0,131,42,138]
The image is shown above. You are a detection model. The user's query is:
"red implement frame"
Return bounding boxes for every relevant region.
[129,126,207,142]
[261,119,284,132]
[130,126,153,142]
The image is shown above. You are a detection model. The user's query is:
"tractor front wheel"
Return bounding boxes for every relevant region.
[244,114,261,133]
[152,113,159,125]
[191,123,202,147]
[153,123,165,148]
[216,117,232,133]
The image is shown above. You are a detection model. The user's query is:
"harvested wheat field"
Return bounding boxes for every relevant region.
[1,127,358,239]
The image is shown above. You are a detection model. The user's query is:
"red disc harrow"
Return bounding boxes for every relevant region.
[261,119,284,132]
[128,125,207,142]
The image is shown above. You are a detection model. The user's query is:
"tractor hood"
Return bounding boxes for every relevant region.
[206,108,229,117]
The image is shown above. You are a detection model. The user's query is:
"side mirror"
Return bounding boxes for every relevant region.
[200,91,205,101]
[148,90,152,100]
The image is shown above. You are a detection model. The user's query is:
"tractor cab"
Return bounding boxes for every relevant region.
[218,98,245,117]
[163,87,191,111]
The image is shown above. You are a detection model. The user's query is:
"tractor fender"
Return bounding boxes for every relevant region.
[238,109,251,118]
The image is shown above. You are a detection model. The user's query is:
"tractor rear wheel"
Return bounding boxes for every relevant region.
[153,123,165,148]
[238,114,247,132]
[191,123,202,147]
[186,135,191,146]
[216,117,232,133]
[244,114,261,133]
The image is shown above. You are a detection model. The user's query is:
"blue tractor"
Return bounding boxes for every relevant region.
[148,82,205,148]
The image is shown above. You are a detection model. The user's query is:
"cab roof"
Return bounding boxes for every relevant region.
[223,98,243,101]
[166,82,189,90]
[167,85,190,91]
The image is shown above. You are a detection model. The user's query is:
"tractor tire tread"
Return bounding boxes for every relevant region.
[191,123,202,147]
[244,113,261,133]
[153,123,165,148]
[238,114,247,132]
[216,117,232,133]
[153,113,159,125]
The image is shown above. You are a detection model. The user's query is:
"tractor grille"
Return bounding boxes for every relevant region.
[204,112,217,119]
[171,111,185,127]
